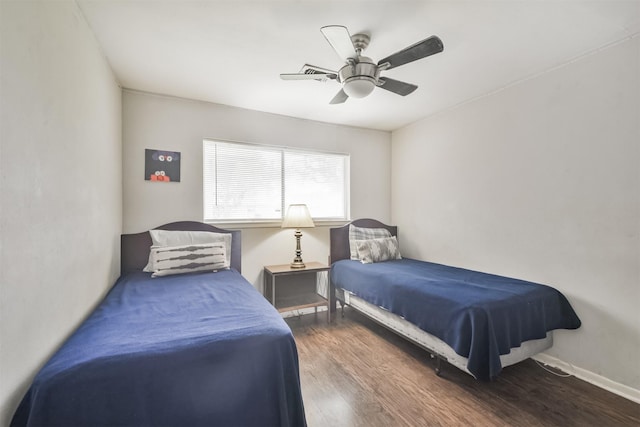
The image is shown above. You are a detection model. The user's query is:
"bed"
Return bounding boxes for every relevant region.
[329,219,581,381]
[12,221,306,427]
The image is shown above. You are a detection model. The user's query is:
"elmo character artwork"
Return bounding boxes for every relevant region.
[145,149,181,182]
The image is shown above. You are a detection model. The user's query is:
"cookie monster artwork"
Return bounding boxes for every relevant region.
[145,149,181,182]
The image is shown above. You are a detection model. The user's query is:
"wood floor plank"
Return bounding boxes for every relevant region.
[287,309,640,427]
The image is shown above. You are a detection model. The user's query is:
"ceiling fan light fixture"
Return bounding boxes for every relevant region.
[342,76,377,98]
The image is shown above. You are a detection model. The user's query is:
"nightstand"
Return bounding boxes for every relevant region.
[264,262,331,322]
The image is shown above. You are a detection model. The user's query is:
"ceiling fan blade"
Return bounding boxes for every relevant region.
[321,25,357,61]
[329,88,349,104]
[378,77,418,96]
[378,36,444,70]
[300,64,337,74]
[280,72,337,81]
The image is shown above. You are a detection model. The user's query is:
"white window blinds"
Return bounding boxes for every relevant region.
[203,140,349,222]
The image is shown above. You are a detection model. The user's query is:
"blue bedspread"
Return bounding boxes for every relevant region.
[12,270,306,427]
[331,259,581,380]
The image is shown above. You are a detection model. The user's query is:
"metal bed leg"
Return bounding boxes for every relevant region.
[430,353,442,376]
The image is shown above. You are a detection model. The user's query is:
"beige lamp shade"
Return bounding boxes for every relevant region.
[282,204,315,228]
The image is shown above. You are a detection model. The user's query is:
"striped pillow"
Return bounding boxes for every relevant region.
[349,225,392,260]
[149,243,228,277]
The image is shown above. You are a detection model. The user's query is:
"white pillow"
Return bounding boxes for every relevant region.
[349,225,392,260]
[149,243,228,277]
[355,236,402,264]
[144,230,232,272]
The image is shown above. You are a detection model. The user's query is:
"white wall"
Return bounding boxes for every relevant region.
[392,37,639,396]
[0,1,122,424]
[122,90,391,287]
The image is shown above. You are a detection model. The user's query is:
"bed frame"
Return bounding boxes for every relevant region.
[329,219,553,378]
[121,221,241,275]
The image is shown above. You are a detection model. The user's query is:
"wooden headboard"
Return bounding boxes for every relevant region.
[329,218,398,264]
[120,221,242,275]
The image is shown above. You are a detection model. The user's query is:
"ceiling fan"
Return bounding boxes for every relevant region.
[280,25,444,104]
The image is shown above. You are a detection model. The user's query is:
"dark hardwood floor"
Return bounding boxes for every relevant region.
[286,309,640,427]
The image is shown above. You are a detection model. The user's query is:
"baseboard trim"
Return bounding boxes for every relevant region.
[533,353,640,404]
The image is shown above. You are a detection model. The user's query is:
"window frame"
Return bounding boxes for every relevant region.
[203,139,350,226]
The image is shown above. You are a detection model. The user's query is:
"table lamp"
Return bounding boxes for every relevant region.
[282,204,315,268]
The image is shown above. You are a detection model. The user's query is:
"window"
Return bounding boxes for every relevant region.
[203,140,349,222]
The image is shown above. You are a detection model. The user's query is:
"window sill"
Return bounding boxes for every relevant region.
[204,219,350,229]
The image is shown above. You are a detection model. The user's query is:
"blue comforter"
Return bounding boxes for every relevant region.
[12,270,306,427]
[331,259,581,380]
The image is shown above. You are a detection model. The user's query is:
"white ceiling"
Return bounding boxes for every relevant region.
[77,0,639,131]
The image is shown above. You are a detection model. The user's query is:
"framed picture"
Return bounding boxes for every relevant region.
[145,149,181,182]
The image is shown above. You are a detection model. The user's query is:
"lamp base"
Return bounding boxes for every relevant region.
[290,260,306,269]
[290,229,306,268]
